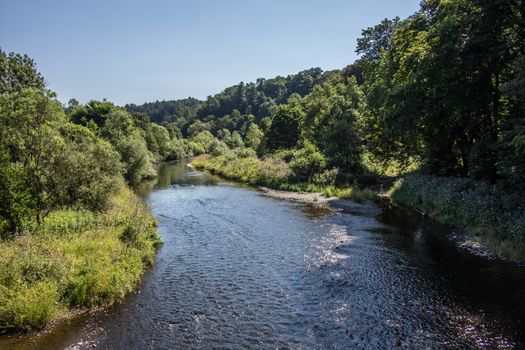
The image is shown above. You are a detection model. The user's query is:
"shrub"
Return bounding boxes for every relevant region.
[207,139,229,156]
[289,143,327,182]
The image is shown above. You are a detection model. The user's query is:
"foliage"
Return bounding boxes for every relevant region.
[114,133,155,185]
[0,49,45,94]
[207,139,229,156]
[358,0,524,182]
[265,104,304,152]
[301,78,364,170]
[0,89,122,234]
[0,186,160,331]
[192,155,376,204]
[226,130,244,149]
[289,142,327,182]
[244,123,263,150]
[69,99,181,182]
[192,130,214,152]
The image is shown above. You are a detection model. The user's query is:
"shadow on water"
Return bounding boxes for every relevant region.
[372,204,525,347]
[1,160,524,349]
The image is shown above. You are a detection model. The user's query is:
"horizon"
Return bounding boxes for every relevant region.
[0,0,420,105]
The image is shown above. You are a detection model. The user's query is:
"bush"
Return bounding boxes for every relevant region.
[207,139,229,156]
[116,134,156,185]
[289,143,327,182]
[234,147,256,158]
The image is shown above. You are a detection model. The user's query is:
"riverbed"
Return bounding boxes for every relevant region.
[1,160,524,349]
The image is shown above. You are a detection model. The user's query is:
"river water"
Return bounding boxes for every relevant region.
[1,161,524,349]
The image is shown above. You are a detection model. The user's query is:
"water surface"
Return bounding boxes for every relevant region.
[2,161,523,349]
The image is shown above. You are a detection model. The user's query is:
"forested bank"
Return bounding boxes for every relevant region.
[132,1,524,261]
[0,51,162,332]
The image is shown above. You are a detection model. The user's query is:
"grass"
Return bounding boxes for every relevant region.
[0,186,161,333]
[192,154,377,203]
[389,175,525,262]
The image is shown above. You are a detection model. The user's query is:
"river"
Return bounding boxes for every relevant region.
[2,160,524,349]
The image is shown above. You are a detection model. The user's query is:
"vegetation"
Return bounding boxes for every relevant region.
[192,154,376,204]
[0,49,161,332]
[0,187,160,331]
[390,176,525,261]
[1,0,525,333]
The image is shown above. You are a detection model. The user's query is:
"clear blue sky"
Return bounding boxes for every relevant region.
[0,0,420,105]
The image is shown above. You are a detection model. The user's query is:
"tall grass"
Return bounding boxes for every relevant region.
[0,186,161,332]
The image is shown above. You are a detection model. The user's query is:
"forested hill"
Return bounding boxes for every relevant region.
[124,66,360,130]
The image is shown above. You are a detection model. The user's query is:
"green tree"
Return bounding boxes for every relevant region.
[115,133,155,185]
[0,49,45,94]
[0,89,123,231]
[301,79,364,171]
[265,104,304,152]
[289,142,327,182]
[244,123,263,150]
[227,131,244,149]
[192,131,214,152]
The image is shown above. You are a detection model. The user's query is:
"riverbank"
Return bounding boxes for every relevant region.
[0,186,161,334]
[193,155,525,263]
[191,154,377,203]
[389,175,525,263]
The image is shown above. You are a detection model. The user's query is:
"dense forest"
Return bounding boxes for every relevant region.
[1,0,524,334]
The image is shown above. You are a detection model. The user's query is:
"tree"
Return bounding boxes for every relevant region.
[115,133,155,185]
[265,104,304,152]
[244,123,263,150]
[207,139,229,156]
[192,131,214,151]
[301,79,364,171]
[100,109,134,144]
[356,17,400,62]
[0,89,123,232]
[289,142,327,182]
[52,123,123,210]
[70,100,117,130]
[0,49,46,94]
[358,0,524,180]
[144,123,172,160]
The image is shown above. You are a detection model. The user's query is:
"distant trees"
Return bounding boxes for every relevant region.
[68,99,191,184]
[125,97,202,123]
[124,68,330,139]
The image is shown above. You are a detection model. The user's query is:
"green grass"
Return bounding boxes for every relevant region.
[389,175,525,262]
[0,186,161,332]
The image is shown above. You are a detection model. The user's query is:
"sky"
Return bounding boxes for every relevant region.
[0,0,420,105]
